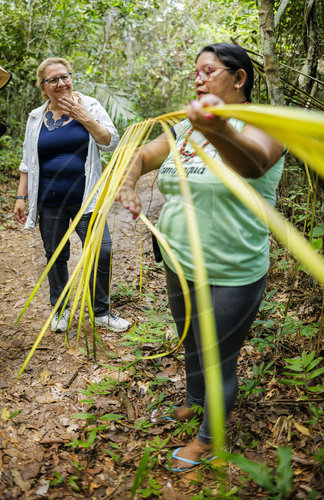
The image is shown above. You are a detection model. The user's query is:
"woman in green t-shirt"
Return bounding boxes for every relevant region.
[118,43,284,472]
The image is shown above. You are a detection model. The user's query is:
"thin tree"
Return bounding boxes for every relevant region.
[258,0,286,105]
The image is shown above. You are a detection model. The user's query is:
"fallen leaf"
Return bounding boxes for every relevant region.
[40,369,51,385]
[34,393,55,404]
[11,469,32,491]
[107,370,131,382]
[294,422,311,436]
[21,462,40,481]
[1,408,10,422]
[35,479,50,496]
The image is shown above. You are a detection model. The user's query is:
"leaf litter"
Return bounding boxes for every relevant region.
[0,173,323,499]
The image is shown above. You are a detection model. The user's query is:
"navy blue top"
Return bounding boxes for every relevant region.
[38,120,89,207]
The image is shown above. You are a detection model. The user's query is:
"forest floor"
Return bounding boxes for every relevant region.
[0,172,323,500]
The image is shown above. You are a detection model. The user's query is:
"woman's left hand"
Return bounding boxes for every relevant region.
[57,95,90,124]
[186,94,227,135]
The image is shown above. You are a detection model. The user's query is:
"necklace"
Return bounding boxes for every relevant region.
[45,110,69,131]
[178,128,209,162]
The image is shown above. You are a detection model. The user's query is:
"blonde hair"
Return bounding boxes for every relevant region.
[36,57,73,94]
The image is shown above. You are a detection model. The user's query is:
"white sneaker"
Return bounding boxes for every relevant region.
[51,309,70,333]
[95,312,131,332]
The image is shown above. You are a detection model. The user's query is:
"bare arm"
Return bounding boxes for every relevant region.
[187,95,283,178]
[14,171,28,224]
[118,133,170,216]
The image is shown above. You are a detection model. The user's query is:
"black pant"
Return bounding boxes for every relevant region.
[165,263,267,444]
[39,205,112,317]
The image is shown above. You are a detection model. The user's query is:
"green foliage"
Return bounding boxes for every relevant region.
[0,0,322,157]
[66,428,98,449]
[99,412,125,421]
[222,446,293,499]
[67,402,125,450]
[111,280,137,300]
[190,488,224,500]
[50,470,64,486]
[172,416,200,437]
[251,286,319,353]
[0,0,263,145]
[314,448,324,469]
[7,409,22,420]
[239,361,274,397]
[79,374,124,407]
[131,437,170,497]
[148,376,170,388]
[145,435,170,453]
[121,300,175,348]
[306,403,324,426]
[131,448,157,497]
[280,316,319,340]
[71,412,96,420]
[72,459,84,471]
[270,247,291,272]
[67,475,80,492]
[313,224,324,238]
[50,471,81,492]
[280,351,324,393]
[132,418,153,433]
[191,403,204,416]
[138,476,162,498]
[0,135,23,176]
[145,390,165,411]
[259,289,284,316]
[250,319,276,352]
[105,441,122,463]
[84,84,138,126]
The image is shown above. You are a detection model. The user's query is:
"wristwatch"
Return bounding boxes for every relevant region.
[15,195,27,200]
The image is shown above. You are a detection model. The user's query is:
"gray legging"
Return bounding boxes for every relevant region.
[165,263,267,444]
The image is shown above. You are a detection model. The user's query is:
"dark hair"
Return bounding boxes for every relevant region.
[196,43,254,102]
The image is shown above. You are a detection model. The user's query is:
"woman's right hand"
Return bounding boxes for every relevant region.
[116,132,171,219]
[187,94,227,135]
[117,187,142,219]
[14,200,27,224]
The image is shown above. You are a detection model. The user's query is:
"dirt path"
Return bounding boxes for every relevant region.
[0,173,170,499]
[0,173,323,499]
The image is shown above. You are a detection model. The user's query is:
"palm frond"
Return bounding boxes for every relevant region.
[16,104,324,458]
[94,84,137,125]
[77,81,137,125]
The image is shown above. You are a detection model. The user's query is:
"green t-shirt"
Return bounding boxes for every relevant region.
[156,118,285,286]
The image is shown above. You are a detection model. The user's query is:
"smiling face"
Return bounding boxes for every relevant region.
[194,51,246,104]
[41,63,73,106]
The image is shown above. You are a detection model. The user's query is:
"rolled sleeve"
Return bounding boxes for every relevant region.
[19,161,28,173]
[97,122,120,151]
[93,99,120,152]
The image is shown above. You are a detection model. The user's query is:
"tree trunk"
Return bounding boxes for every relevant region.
[274,0,291,27]
[298,0,318,97]
[257,0,286,105]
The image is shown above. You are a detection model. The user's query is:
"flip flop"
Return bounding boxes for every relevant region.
[170,447,218,472]
[150,407,178,424]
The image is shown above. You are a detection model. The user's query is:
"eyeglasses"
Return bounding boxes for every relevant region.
[42,72,72,87]
[187,65,229,82]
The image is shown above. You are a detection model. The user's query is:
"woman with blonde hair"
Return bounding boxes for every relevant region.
[14,57,131,333]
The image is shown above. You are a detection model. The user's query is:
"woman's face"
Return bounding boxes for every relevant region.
[194,52,244,104]
[42,63,73,104]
